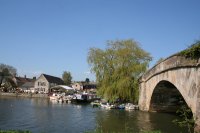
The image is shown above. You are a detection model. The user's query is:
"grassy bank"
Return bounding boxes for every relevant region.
[85,129,162,133]
[0,129,162,133]
[0,130,31,133]
[85,131,162,133]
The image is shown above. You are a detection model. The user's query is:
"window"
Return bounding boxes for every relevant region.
[41,82,46,86]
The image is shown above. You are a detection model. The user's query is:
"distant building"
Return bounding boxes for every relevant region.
[72,81,97,93]
[34,74,64,94]
[15,76,35,87]
[0,74,36,92]
[83,82,97,93]
[20,82,35,93]
[72,82,84,91]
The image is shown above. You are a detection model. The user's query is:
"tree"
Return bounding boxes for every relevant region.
[173,105,194,133]
[178,40,200,60]
[85,78,90,83]
[0,63,17,76]
[62,71,72,86]
[0,64,17,88]
[87,39,152,103]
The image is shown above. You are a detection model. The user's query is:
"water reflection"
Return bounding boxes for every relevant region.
[93,109,188,133]
[94,109,153,132]
[0,97,187,133]
[136,111,154,131]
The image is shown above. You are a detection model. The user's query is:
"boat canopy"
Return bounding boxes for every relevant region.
[51,85,75,92]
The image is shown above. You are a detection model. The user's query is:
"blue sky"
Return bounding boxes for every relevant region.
[0,0,200,81]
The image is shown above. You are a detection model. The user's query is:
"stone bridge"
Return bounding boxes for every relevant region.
[139,55,200,131]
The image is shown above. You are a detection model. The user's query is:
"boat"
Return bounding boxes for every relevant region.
[125,103,139,110]
[63,95,74,103]
[73,92,98,103]
[100,102,116,109]
[117,104,125,109]
[57,97,64,103]
[91,100,101,107]
[73,93,88,102]
[49,93,60,100]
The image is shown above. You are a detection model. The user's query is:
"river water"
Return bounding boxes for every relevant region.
[0,97,187,133]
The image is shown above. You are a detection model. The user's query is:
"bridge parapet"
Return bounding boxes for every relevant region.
[140,55,200,82]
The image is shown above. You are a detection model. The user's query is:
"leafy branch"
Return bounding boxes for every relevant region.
[178,41,200,60]
[173,105,194,133]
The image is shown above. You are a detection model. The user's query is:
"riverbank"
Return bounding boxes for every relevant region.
[0,92,48,98]
[0,129,161,133]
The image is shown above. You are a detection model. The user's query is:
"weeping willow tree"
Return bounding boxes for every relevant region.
[87,39,152,103]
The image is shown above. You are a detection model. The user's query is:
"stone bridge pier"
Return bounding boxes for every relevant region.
[139,55,200,132]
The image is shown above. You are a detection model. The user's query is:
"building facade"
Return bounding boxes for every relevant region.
[72,82,97,93]
[72,82,83,91]
[34,74,64,94]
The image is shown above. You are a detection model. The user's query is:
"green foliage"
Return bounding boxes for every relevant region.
[140,131,162,133]
[87,39,152,103]
[173,105,194,133]
[178,41,200,59]
[0,130,31,133]
[62,71,72,86]
[0,63,17,76]
[85,78,90,83]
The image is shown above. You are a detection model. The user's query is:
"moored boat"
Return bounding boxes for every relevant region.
[91,100,101,107]
[125,103,139,110]
[117,104,125,109]
[49,93,60,100]
[73,92,98,103]
[100,102,116,109]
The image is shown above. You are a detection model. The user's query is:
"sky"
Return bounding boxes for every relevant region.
[0,0,200,81]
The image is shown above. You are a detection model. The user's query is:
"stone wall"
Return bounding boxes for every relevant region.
[0,92,48,98]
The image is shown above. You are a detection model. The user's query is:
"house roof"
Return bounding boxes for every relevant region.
[15,77,34,83]
[72,81,97,86]
[51,85,75,92]
[42,74,64,85]
[15,76,35,87]
[21,82,34,89]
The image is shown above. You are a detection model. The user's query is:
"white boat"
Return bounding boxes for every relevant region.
[100,103,116,109]
[49,93,60,100]
[63,95,74,103]
[125,103,139,110]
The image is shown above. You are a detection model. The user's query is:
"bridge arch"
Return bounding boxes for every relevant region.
[150,80,188,113]
[139,55,200,131]
[140,68,197,115]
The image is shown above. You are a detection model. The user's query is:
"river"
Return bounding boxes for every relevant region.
[0,96,187,133]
